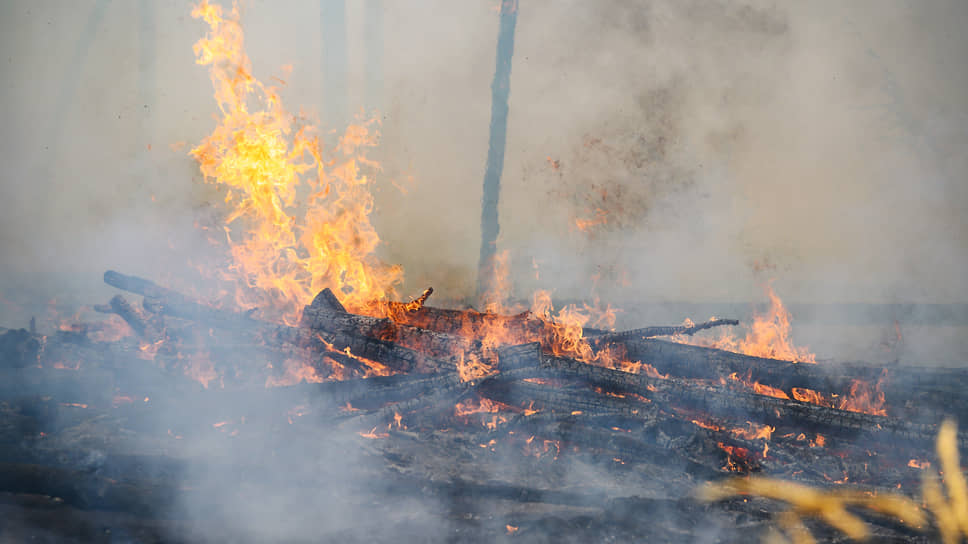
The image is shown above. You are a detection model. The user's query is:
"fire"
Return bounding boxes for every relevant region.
[358,427,388,439]
[455,396,513,430]
[190,0,401,325]
[692,419,722,432]
[456,351,495,383]
[718,442,755,472]
[731,422,775,442]
[790,378,887,417]
[684,283,815,363]
[524,438,560,459]
[574,208,608,232]
[390,411,405,430]
[265,357,323,387]
[529,290,665,378]
[138,338,165,360]
[412,256,648,383]
[726,371,790,400]
[839,377,887,416]
[790,432,825,448]
[687,286,888,416]
[183,351,218,388]
[908,459,931,469]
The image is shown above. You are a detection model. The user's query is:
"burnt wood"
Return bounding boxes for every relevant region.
[497,343,965,448]
[621,338,968,420]
[588,318,739,343]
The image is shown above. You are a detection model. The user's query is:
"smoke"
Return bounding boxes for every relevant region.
[0,0,967,540]
[2,0,966,310]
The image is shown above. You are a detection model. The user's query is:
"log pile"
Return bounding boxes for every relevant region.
[0,271,963,542]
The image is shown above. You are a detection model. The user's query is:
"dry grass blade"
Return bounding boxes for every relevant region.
[937,419,968,536]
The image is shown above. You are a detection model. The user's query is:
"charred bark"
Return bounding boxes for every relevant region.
[497,343,965,448]
[301,304,478,361]
[588,318,739,343]
[621,339,968,421]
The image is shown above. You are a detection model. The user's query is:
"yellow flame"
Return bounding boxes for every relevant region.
[190,0,401,325]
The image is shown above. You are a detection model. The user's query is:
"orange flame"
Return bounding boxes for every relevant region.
[190,0,401,325]
[684,283,815,363]
[908,459,931,469]
[731,422,775,442]
[791,378,887,417]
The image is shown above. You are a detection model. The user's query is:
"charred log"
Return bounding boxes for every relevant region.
[308,287,346,313]
[300,304,479,360]
[93,295,150,337]
[588,318,739,344]
[104,270,256,329]
[497,343,965,448]
[621,339,968,420]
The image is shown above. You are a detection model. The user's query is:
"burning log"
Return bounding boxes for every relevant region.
[99,273,453,376]
[620,338,968,420]
[301,300,479,360]
[497,343,964,449]
[383,303,542,337]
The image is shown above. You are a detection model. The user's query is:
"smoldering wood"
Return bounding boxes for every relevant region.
[469,410,726,476]
[497,343,964,448]
[383,303,542,335]
[334,370,544,430]
[408,286,434,310]
[301,304,479,360]
[93,295,149,337]
[105,270,257,329]
[621,338,968,421]
[7,273,959,542]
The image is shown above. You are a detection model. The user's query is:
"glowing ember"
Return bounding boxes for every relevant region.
[731,422,775,442]
[358,427,388,439]
[455,396,514,430]
[692,419,722,432]
[718,442,755,472]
